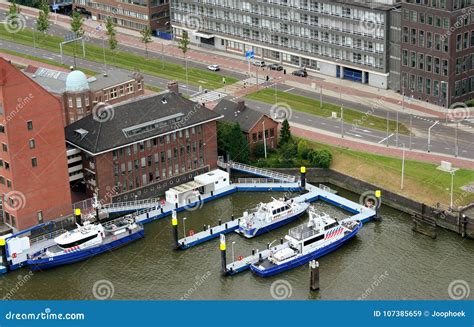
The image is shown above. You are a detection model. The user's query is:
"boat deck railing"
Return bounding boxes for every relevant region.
[219,159,297,183]
[30,229,67,245]
[101,198,161,213]
[237,177,295,184]
[288,224,317,241]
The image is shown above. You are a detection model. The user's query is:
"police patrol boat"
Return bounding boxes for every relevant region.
[27,215,144,271]
[250,207,361,277]
[236,198,310,238]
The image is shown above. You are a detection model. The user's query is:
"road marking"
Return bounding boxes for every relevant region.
[283,87,295,92]
[378,133,394,144]
[346,132,362,138]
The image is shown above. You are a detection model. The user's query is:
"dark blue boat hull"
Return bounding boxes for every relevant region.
[27,230,145,271]
[250,222,362,277]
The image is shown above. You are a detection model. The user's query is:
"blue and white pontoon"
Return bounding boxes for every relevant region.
[236,198,310,238]
[250,207,361,277]
[27,216,144,271]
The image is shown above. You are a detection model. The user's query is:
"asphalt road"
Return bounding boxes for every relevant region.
[0,12,472,161]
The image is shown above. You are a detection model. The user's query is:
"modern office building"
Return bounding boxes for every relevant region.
[65,87,222,203]
[171,0,401,88]
[400,0,473,107]
[23,66,144,126]
[73,0,170,33]
[0,58,72,231]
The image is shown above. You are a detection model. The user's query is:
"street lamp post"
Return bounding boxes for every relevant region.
[396,111,399,147]
[386,111,390,147]
[455,122,459,157]
[427,120,440,152]
[401,143,406,190]
[340,88,344,138]
[409,114,413,150]
[450,171,455,209]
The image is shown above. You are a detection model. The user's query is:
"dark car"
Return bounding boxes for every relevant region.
[292,69,308,77]
[268,63,283,71]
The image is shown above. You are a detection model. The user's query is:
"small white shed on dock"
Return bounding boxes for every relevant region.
[194,169,229,194]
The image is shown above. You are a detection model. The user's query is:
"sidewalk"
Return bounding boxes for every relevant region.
[0,1,453,120]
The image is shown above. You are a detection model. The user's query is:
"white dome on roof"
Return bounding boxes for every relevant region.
[66,70,89,92]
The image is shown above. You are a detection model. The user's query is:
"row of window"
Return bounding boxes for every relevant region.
[251,128,276,143]
[402,50,474,76]
[402,73,474,100]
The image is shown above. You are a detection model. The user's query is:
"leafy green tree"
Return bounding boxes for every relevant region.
[228,123,249,163]
[297,140,311,160]
[252,142,266,159]
[70,11,85,37]
[140,26,153,57]
[279,140,297,164]
[105,17,118,51]
[36,0,50,35]
[178,30,190,59]
[278,119,292,147]
[309,149,332,168]
[217,122,231,154]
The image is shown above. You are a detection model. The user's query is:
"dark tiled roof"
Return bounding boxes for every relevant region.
[65,92,221,154]
[214,99,273,133]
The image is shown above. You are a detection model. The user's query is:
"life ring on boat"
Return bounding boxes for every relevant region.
[189,230,195,236]
[112,236,117,241]
[238,256,243,261]
[11,253,17,259]
[160,199,166,206]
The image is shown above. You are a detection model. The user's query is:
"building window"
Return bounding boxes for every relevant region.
[0,125,4,133]
[27,120,33,130]
[68,97,73,108]
[31,157,38,167]
[29,139,35,149]
[2,143,7,152]
[76,97,82,108]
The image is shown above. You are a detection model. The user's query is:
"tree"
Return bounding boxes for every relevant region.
[140,26,153,57]
[297,140,311,160]
[279,119,292,147]
[178,31,191,86]
[309,149,332,168]
[252,142,266,159]
[105,17,118,51]
[280,140,297,163]
[36,0,50,35]
[217,122,231,155]
[70,11,85,37]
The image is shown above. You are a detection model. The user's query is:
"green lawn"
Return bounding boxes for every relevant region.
[246,89,410,135]
[0,48,98,75]
[0,26,238,89]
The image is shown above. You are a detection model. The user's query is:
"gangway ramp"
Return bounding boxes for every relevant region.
[218,159,298,183]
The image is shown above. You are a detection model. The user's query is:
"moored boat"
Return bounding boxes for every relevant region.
[250,207,361,277]
[27,216,144,271]
[236,198,310,238]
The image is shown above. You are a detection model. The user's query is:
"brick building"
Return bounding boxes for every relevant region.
[214,99,279,150]
[64,90,222,202]
[0,58,72,231]
[400,0,474,107]
[74,0,170,33]
[23,66,144,126]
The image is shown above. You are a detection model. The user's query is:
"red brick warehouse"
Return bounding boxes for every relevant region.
[0,58,72,231]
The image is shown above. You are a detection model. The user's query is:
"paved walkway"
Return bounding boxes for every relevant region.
[0,1,457,120]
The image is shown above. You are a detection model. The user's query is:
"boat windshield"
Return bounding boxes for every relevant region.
[57,234,98,249]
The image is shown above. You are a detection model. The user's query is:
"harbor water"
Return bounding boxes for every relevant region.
[1,188,473,300]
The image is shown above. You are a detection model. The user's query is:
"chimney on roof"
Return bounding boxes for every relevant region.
[236,100,245,113]
[168,81,179,94]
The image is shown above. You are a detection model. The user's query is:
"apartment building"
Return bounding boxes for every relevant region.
[74,0,170,33]
[64,89,222,203]
[171,0,400,88]
[400,0,474,107]
[0,58,72,231]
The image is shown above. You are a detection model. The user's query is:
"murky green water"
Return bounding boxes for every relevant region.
[1,188,473,300]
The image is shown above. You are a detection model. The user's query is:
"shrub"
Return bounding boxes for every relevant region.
[309,149,333,168]
[252,142,266,159]
[297,140,311,159]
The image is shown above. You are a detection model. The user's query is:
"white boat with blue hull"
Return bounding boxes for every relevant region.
[250,208,361,277]
[27,217,144,271]
[236,198,310,238]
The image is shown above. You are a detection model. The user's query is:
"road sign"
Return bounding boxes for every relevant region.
[245,50,254,59]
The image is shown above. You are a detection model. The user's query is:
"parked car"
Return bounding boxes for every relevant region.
[292,69,308,77]
[252,60,266,67]
[268,63,283,71]
[207,64,220,71]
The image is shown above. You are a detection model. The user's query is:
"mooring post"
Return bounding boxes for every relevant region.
[374,190,382,221]
[220,234,227,275]
[171,210,179,250]
[280,238,284,244]
[218,219,222,226]
[0,238,8,272]
[309,260,320,291]
[231,214,234,221]
[300,166,306,192]
[203,224,206,231]
[74,208,82,226]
